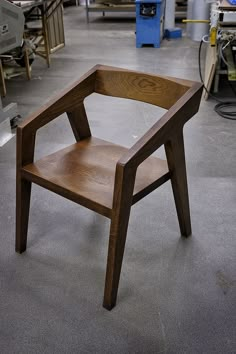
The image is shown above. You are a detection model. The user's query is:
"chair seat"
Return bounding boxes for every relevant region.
[22,137,170,218]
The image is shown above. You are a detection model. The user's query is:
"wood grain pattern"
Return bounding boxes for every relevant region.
[67,102,91,141]
[103,164,136,310]
[165,131,191,237]
[16,64,203,310]
[95,67,190,110]
[21,137,170,218]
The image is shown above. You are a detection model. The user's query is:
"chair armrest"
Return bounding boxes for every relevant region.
[16,66,98,167]
[18,66,97,135]
[118,82,203,168]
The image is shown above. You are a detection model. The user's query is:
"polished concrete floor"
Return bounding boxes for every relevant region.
[1,6,236,354]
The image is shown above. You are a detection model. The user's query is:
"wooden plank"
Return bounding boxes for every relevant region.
[57,3,64,44]
[53,1,60,47]
[0,59,7,97]
[203,44,217,100]
[46,0,65,52]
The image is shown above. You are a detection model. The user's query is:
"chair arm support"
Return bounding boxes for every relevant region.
[112,161,137,211]
[118,83,203,168]
[16,67,98,167]
[18,67,97,135]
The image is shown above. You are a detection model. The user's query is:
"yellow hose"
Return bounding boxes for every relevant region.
[182,19,210,23]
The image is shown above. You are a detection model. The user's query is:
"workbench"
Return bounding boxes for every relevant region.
[84,0,186,24]
[85,0,135,23]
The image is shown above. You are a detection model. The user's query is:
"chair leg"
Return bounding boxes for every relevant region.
[0,59,6,97]
[103,207,132,310]
[103,167,135,310]
[24,49,31,80]
[42,13,50,68]
[165,131,192,237]
[15,177,32,253]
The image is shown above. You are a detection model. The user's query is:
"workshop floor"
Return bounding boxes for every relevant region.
[1,6,236,354]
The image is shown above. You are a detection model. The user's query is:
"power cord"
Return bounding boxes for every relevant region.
[198,39,236,120]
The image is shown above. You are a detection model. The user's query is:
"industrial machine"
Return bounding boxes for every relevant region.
[208,1,236,91]
[0,0,25,55]
[0,0,25,144]
[135,0,165,48]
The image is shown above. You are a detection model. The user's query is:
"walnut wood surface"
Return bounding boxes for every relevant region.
[67,102,91,141]
[21,137,170,218]
[16,64,203,310]
[165,131,191,237]
[95,67,190,110]
[103,163,136,310]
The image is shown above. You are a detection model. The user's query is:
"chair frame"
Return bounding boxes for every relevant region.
[24,0,65,68]
[16,65,203,310]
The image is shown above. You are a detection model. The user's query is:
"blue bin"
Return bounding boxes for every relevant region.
[135,0,164,48]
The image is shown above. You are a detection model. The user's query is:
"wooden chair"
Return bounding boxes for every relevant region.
[24,0,65,68]
[16,65,203,310]
[0,59,6,97]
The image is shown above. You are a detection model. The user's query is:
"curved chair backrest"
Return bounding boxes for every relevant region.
[95,66,192,109]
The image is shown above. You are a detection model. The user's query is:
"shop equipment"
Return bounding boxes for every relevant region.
[0,0,25,143]
[135,0,165,48]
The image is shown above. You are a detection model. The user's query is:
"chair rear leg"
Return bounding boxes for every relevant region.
[16,177,32,253]
[165,131,192,237]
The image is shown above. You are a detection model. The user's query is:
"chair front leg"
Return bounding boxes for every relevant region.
[103,165,136,310]
[165,130,192,237]
[15,176,32,253]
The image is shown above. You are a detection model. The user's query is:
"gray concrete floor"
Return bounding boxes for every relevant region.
[1,6,236,354]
